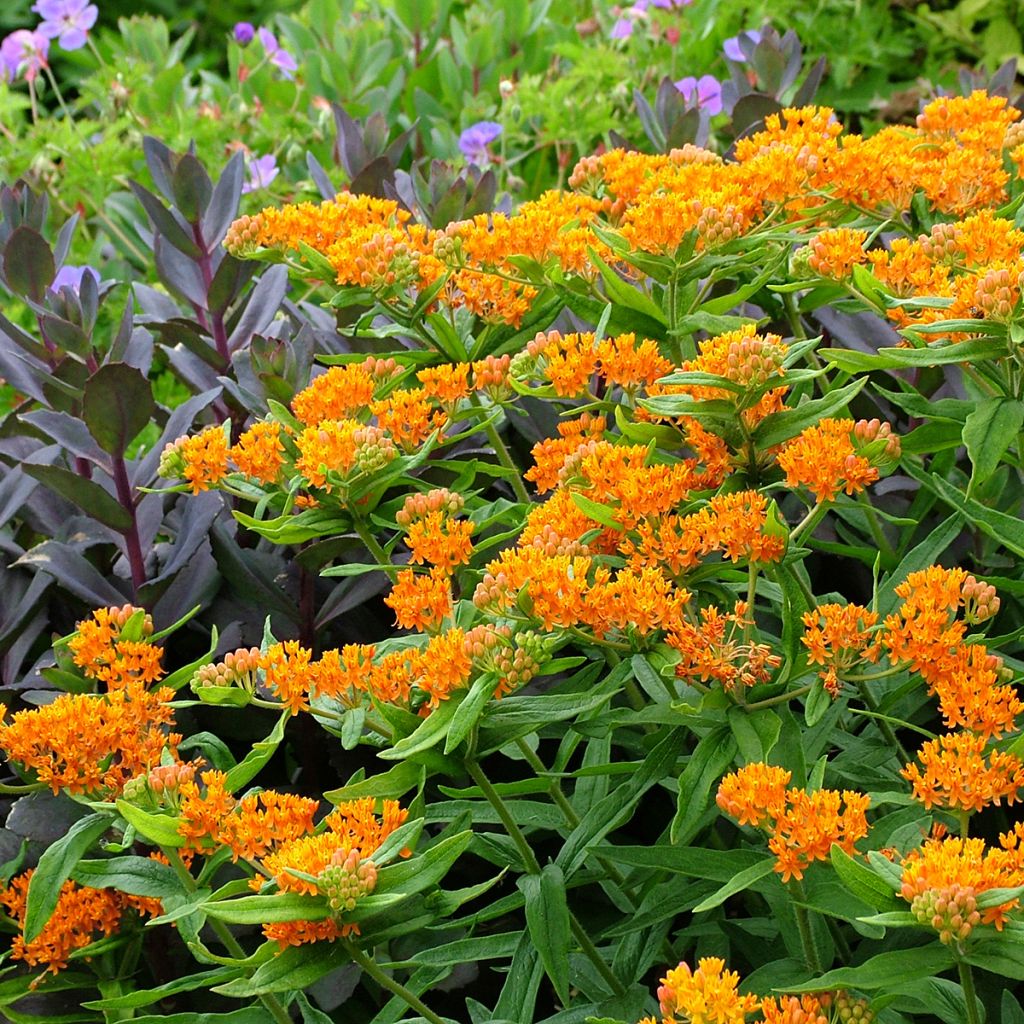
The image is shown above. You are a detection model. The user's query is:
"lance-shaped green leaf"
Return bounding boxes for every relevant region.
[115,801,185,848]
[519,864,571,1004]
[963,396,1024,494]
[24,813,112,941]
[223,710,289,793]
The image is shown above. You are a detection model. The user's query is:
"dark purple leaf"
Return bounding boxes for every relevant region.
[154,235,207,308]
[14,539,127,607]
[20,410,112,470]
[3,227,55,304]
[130,182,202,259]
[171,154,213,225]
[82,363,156,457]
[22,463,132,532]
[202,150,245,247]
[227,265,288,351]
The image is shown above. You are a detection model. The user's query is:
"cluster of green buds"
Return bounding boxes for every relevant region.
[157,435,189,480]
[834,992,875,1023]
[908,883,982,949]
[722,330,787,390]
[191,647,264,706]
[695,203,745,249]
[318,847,379,916]
[431,225,465,268]
[971,266,1019,322]
[962,575,1000,624]
[396,488,464,529]
[852,418,902,472]
[353,425,397,475]
[463,625,552,696]
[355,233,421,297]
[224,213,266,257]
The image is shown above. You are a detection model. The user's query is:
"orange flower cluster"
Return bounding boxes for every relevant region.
[881,566,1019,739]
[0,873,160,975]
[901,732,1024,813]
[636,957,835,1024]
[668,602,782,692]
[801,603,880,694]
[717,763,871,881]
[778,418,899,503]
[0,683,178,796]
[67,604,162,689]
[804,227,869,279]
[900,828,1024,936]
[261,798,409,946]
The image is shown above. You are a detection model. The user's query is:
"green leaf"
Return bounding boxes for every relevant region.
[115,801,185,848]
[692,858,775,913]
[25,813,111,942]
[204,893,330,926]
[385,931,521,968]
[570,491,625,531]
[223,710,289,793]
[324,761,424,803]
[81,364,156,457]
[376,831,472,896]
[829,845,902,913]
[71,856,182,899]
[589,249,667,325]
[820,336,1008,371]
[127,1012,276,1024]
[82,968,241,1010]
[445,674,497,753]
[22,465,133,532]
[963,396,1024,493]
[876,516,962,617]
[670,726,737,845]
[213,941,349,998]
[519,864,571,1004]
[752,378,867,449]
[786,945,955,991]
[378,692,465,761]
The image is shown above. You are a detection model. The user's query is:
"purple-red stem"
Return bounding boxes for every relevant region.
[112,453,146,597]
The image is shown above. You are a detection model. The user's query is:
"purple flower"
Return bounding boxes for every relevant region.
[458,121,502,164]
[32,0,97,52]
[724,29,762,63]
[674,74,723,116]
[1,29,49,83]
[257,27,297,79]
[234,22,255,46]
[242,154,279,194]
[610,16,633,39]
[51,264,99,293]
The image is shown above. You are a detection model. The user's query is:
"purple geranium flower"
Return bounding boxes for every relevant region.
[32,0,97,52]
[1,29,49,83]
[257,27,297,79]
[234,22,255,46]
[51,264,99,293]
[724,29,762,63]
[242,154,279,194]
[675,74,723,116]
[459,121,502,164]
[609,16,633,39]
[610,0,692,39]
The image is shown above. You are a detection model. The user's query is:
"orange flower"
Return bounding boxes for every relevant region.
[525,413,606,492]
[260,798,409,947]
[0,873,158,975]
[524,329,599,397]
[384,568,452,632]
[314,644,376,707]
[760,994,831,1024]
[716,763,791,828]
[0,684,178,797]
[164,426,231,494]
[291,364,377,425]
[417,629,473,709]
[68,605,163,689]
[294,419,360,488]
[801,603,880,695]
[417,363,471,406]
[596,333,673,392]
[177,769,236,851]
[668,603,781,692]
[655,958,760,1024]
[581,566,690,637]
[218,790,320,861]
[777,418,895,503]
[902,732,1024,813]
[371,388,444,449]
[717,763,870,881]
[404,511,475,571]
[231,420,286,484]
[263,640,317,715]
[806,227,868,279]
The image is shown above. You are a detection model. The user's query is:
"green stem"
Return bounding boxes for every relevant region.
[343,940,448,1024]
[825,915,852,963]
[790,503,828,545]
[352,517,397,582]
[514,738,580,828]
[789,879,823,974]
[465,757,626,996]
[163,850,293,1024]
[852,678,912,763]
[958,809,971,838]
[958,958,982,1024]
[470,394,530,504]
[744,683,814,711]
[0,781,46,794]
[743,562,758,643]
